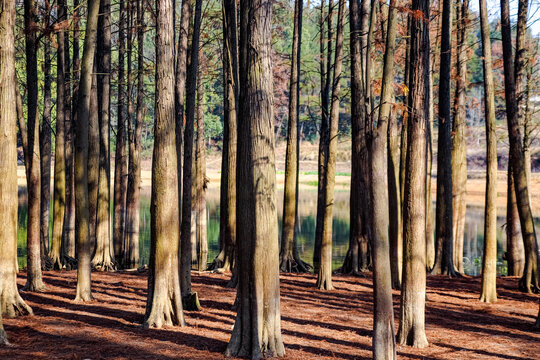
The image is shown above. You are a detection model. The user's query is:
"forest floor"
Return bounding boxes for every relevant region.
[0,271,539,359]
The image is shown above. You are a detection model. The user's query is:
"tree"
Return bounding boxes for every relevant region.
[23,0,46,292]
[501,0,539,293]
[317,0,345,291]
[74,0,101,302]
[93,0,115,271]
[88,69,100,254]
[433,0,458,277]
[0,0,33,318]
[125,0,145,270]
[280,0,308,273]
[50,0,68,270]
[368,0,397,356]
[114,0,128,263]
[195,55,208,271]
[451,0,469,274]
[212,0,238,285]
[397,0,429,348]
[144,0,185,329]
[225,0,284,356]
[0,310,6,345]
[180,0,203,309]
[479,0,498,303]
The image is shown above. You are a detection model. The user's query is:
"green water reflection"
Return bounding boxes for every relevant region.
[17,186,522,276]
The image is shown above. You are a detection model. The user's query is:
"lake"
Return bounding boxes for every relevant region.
[17,186,518,276]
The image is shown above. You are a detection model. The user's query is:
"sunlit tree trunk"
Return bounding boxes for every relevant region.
[50,0,68,270]
[451,0,469,274]
[507,169,524,276]
[479,0,498,303]
[180,0,203,309]
[281,0,308,273]
[369,0,397,357]
[74,0,101,302]
[0,0,33,318]
[144,0,185,329]
[397,0,429,348]
[225,1,284,357]
[426,51,435,270]
[433,0,458,277]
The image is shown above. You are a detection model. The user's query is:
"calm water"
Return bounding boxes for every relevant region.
[17,186,525,276]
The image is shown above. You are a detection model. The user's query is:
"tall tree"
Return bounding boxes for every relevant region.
[74,0,101,302]
[317,0,345,291]
[452,0,469,274]
[225,0,284,356]
[144,0,185,328]
[88,69,100,253]
[212,0,238,284]
[368,0,397,357]
[114,0,128,263]
[195,55,207,271]
[50,0,68,270]
[23,0,46,291]
[0,0,33,317]
[40,2,53,268]
[93,0,115,271]
[433,0,458,276]
[479,0,498,303]
[125,0,145,270]
[501,0,539,293]
[180,0,203,308]
[313,0,334,273]
[397,0,429,348]
[280,0,308,273]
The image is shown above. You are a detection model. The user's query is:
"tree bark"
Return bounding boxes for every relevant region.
[114,0,128,264]
[50,0,68,270]
[451,0,469,275]
[144,0,185,329]
[479,0,498,303]
[507,168,525,276]
[195,57,207,272]
[369,0,397,357]
[314,0,333,273]
[88,69,100,255]
[397,0,430,348]
[74,0,101,302]
[280,0,308,273]
[433,0,458,277]
[125,0,144,270]
[501,0,539,293]
[426,49,435,270]
[23,0,46,292]
[225,1,284,357]
[180,0,203,305]
[0,0,33,318]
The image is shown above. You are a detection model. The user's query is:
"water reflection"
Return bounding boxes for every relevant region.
[17,186,522,276]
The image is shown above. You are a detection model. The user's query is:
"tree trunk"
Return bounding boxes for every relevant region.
[114,0,128,264]
[426,51,435,270]
[479,0,498,303]
[507,167,525,276]
[88,70,100,254]
[40,5,53,269]
[125,0,144,270]
[64,0,78,260]
[433,0,458,277]
[0,0,33,318]
[180,0,203,306]
[280,0,308,273]
[397,0,430,348]
[74,0,101,302]
[212,0,238,286]
[501,0,539,293]
[369,0,397,357]
[23,0,46,292]
[225,1,284,357]
[317,0,345,291]
[314,0,333,273]
[50,0,68,270]
[451,0,469,275]
[380,0,401,291]
[144,0,185,329]
[195,57,207,272]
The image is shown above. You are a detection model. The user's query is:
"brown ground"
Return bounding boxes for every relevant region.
[0,271,538,359]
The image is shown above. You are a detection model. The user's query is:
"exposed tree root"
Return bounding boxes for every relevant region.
[144,292,185,329]
[92,259,117,272]
[279,254,312,273]
[1,292,33,318]
[22,280,48,293]
[518,267,540,294]
[182,292,202,311]
[41,254,53,271]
